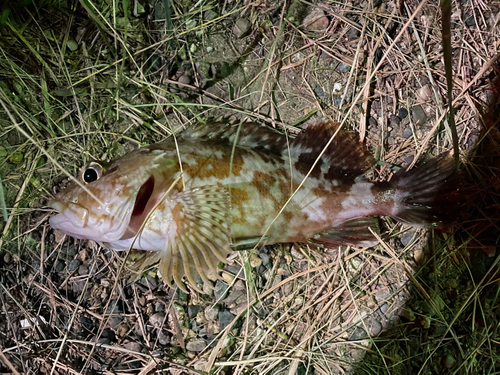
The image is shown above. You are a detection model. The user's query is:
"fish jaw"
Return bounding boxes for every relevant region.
[49,197,135,243]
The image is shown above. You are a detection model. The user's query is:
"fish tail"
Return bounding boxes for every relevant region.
[388,153,463,227]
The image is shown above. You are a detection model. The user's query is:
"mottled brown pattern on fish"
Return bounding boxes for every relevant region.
[230,187,249,224]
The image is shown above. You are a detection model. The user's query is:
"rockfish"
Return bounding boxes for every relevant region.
[49,121,458,291]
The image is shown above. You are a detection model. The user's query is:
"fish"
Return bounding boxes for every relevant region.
[49,121,459,291]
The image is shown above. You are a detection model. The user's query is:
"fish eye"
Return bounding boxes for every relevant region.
[81,162,104,184]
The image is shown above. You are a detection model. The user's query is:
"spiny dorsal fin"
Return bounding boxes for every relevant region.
[157,185,232,293]
[178,121,290,155]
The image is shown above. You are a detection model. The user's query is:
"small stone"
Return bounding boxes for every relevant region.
[186,339,207,352]
[447,279,458,289]
[189,43,197,53]
[206,46,213,53]
[400,231,416,247]
[411,105,427,125]
[219,310,235,331]
[314,86,324,97]
[204,306,218,321]
[347,26,360,40]
[177,74,191,86]
[398,107,409,119]
[402,127,413,139]
[66,39,78,51]
[259,252,270,266]
[78,264,89,276]
[418,84,433,102]
[337,62,351,73]
[215,280,229,301]
[54,259,65,272]
[291,247,304,260]
[149,312,166,329]
[371,320,382,336]
[400,308,416,321]
[302,8,329,31]
[105,300,122,314]
[185,19,197,30]
[221,271,235,285]
[249,253,262,268]
[204,10,217,21]
[443,354,456,368]
[3,253,11,263]
[232,18,251,39]
[68,259,81,272]
[350,327,367,340]
[389,115,401,126]
[223,290,245,307]
[158,330,170,345]
[188,305,203,319]
[108,317,122,330]
[124,341,142,353]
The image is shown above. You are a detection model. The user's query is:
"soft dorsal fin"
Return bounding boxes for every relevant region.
[289,122,374,180]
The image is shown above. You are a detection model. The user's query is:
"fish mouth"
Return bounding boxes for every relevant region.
[48,200,91,240]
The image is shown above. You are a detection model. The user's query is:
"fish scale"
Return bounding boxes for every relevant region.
[49,121,460,292]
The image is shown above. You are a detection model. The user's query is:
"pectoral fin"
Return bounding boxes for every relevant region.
[157,185,232,292]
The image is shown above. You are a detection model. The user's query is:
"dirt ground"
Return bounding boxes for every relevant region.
[1,0,500,374]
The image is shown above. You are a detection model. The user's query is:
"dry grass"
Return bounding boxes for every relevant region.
[1,0,500,374]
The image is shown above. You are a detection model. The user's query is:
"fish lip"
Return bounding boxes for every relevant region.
[48,200,67,213]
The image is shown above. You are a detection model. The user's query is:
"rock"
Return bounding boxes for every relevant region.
[78,264,89,276]
[398,107,409,119]
[223,290,245,307]
[204,306,218,321]
[389,115,401,126]
[219,310,235,331]
[54,260,65,272]
[149,312,166,329]
[108,317,122,330]
[186,339,207,352]
[350,327,367,340]
[177,74,191,86]
[215,280,229,301]
[196,62,211,79]
[314,86,324,97]
[68,259,81,272]
[443,354,456,368]
[204,10,218,21]
[249,253,262,268]
[402,127,413,139]
[370,320,382,336]
[337,62,351,73]
[105,300,122,314]
[188,305,203,319]
[124,341,142,353]
[411,105,427,125]
[3,253,11,264]
[400,231,416,247]
[158,330,170,345]
[259,252,270,266]
[347,26,360,40]
[233,18,251,39]
[302,8,329,31]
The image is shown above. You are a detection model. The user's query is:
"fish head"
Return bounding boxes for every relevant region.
[49,146,178,245]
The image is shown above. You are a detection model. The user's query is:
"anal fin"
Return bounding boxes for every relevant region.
[310,216,380,248]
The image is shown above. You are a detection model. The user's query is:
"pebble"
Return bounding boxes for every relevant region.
[204,306,219,321]
[302,8,329,31]
[347,26,360,40]
[350,327,367,341]
[54,260,65,272]
[108,317,122,330]
[389,115,401,126]
[398,107,409,119]
[218,310,235,331]
[105,300,121,314]
[124,341,142,353]
[400,231,416,247]
[443,354,456,368]
[215,280,230,301]
[158,330,170,345]
[314,86,324,97]
[370,320,382,336]
[3,253,11,263]
[78,264,89,276]
[259,252,270,266]
[232,18,251,39]
[68,259,81,272]
[337,62,351,73]
[204,9,217,21]
[186,339,207,352]
[402,127,413,139]
[249,253,262,268]
[177,74,191,86]
[223,290,245,307]
[411,105,427,125]
[149,312,166,329]
[188,305,203,319]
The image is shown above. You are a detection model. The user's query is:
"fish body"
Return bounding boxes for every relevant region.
[49,122,457,290]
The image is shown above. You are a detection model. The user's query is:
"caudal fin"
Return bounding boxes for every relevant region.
[389,153,463,227]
